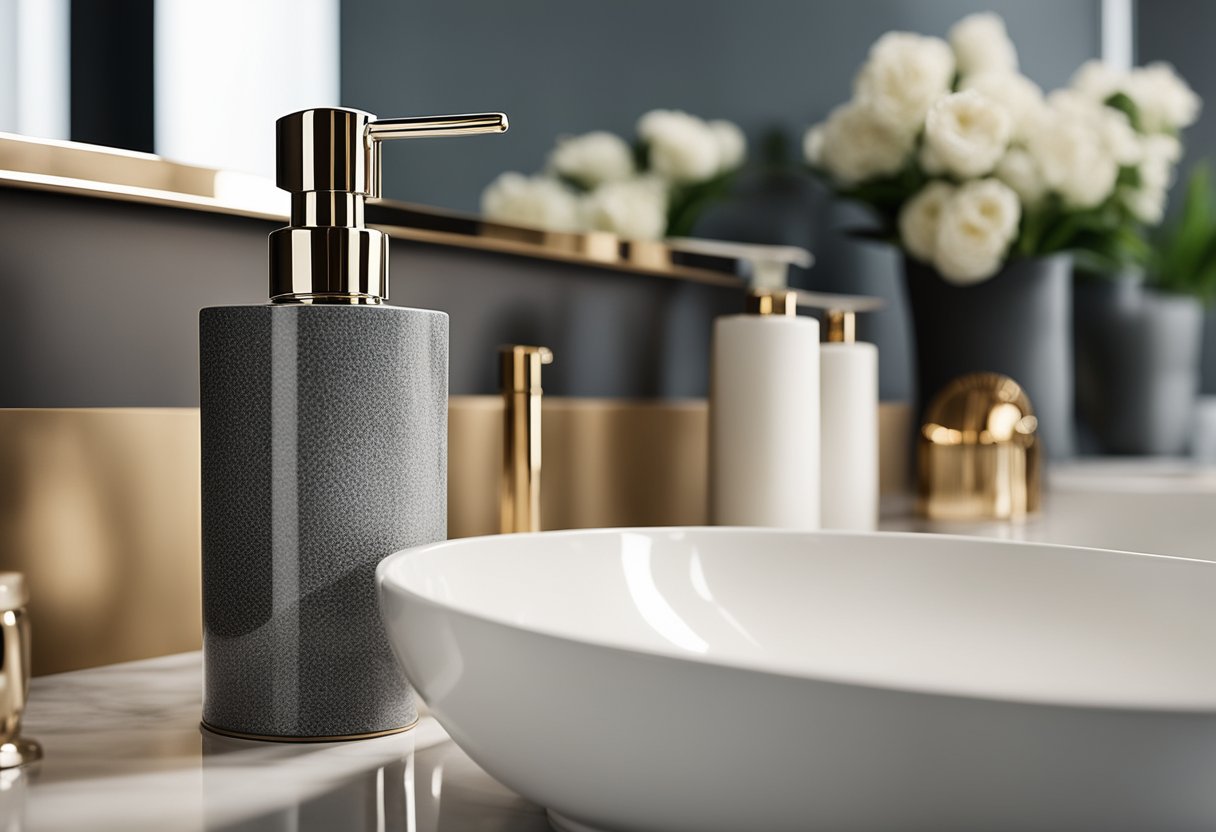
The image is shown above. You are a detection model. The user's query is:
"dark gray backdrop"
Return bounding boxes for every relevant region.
[342,0,1101,214]
[1138,0,1216,392]
[342,0,1103,401]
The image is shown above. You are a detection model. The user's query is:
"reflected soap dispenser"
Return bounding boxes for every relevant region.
[199,107,507,741]
[693,240,820,529]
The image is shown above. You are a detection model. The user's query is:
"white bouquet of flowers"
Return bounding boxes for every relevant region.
[481,110,747,240]
[805,12,1200,284]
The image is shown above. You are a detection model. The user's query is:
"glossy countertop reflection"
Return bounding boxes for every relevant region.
[15,653,549,831]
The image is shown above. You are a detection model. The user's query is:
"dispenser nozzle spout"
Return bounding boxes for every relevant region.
[366,112,509,198]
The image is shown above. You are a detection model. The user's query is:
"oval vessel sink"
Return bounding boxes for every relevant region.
[377,528,1216,832]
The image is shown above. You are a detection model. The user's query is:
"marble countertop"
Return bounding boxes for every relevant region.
[882,459,1216,561]
[11,460,1215,831]
[13,652,548,831]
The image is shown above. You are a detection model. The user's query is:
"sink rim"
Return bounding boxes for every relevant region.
[378,526,1216,715]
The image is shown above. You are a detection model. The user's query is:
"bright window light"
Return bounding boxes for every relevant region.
[154,0,339,177]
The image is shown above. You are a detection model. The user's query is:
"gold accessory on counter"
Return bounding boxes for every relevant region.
[0,573,40,768]
[918,373,1040,521]
[270,109,507,304]
[499,346,554,533]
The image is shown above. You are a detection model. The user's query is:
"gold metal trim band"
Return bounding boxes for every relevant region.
[0,132,744,288]
[200,718,417,743]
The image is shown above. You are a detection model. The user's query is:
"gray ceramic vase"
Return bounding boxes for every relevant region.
[904,253,1075,459]
[1074,273,1204,455]
[199,303,448,740]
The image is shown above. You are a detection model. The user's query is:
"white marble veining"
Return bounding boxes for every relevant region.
[13,653,548,832]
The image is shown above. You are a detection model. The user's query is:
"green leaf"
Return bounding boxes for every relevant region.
[632,140,650,173]
[554,173,594,193]
[1154,161,1216,298]
[1105,91,1143,132]
[665,170,738,237]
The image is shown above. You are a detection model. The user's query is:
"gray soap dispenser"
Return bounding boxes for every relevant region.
[199,107,507,741]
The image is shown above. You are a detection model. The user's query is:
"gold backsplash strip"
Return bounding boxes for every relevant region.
[450,397,716,537]
[0,409,203,676]
[0,400,910,675]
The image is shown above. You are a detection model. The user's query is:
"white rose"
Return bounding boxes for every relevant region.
[582,177,669,240]
[854,32,955,133]
[934,178,1021,285]
[995,147,1047,207]
[1126,62,1201,132]
[637,109,721,183]
[899,181,955,262]
[817,102,916,186]
[708,119,747,172]
[1126,133,1181,224]
[1125,183,1168,224]
[960,71,1043,140]
[949,13,1018,76]
[547,131,635,188]
[481,173,582,232]
[1143,132,1182,167]
[1098,108,1142,167]
[802,124,826,167]
[922,90,1013,178]
[1048,90,1140,167]
[1026,100,1119,208]
[1070,59,1125,103]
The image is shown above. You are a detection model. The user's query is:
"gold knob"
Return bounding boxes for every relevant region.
[917,373,1040,521]
[0,574,41,769]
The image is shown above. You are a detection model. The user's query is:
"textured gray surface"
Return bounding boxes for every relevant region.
[200,303,447,738]
[904,254,1075,459]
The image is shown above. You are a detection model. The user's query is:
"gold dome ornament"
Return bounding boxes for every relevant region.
[917,373,1041,520]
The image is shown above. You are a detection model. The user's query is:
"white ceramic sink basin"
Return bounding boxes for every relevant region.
[378,528,1216,832]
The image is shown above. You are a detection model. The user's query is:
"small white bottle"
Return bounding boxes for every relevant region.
[806,295,882,531]
[688,242,819,530]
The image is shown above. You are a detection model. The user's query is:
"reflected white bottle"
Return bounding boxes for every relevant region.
[710,289,820,529]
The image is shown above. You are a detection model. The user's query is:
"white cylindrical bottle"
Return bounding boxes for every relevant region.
[819,308,879,530]
[710,290,820,529]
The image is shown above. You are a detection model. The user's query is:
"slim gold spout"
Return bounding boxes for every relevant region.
[499,345,553,533]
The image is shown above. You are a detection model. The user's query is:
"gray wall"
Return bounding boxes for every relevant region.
[1138,0,1215,189]
[0,188,738,407]
[341,0,1102,214]
[1137,0,1216,393]
[342,0,1102,401]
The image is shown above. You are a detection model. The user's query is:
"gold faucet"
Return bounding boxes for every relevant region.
[499,345,553,533]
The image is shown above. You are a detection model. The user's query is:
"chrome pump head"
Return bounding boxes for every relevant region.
[269,107,508,304]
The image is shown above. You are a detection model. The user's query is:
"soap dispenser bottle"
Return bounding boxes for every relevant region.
[686,240,820,529]
[199,107,506,741]
[801,292,883,531]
